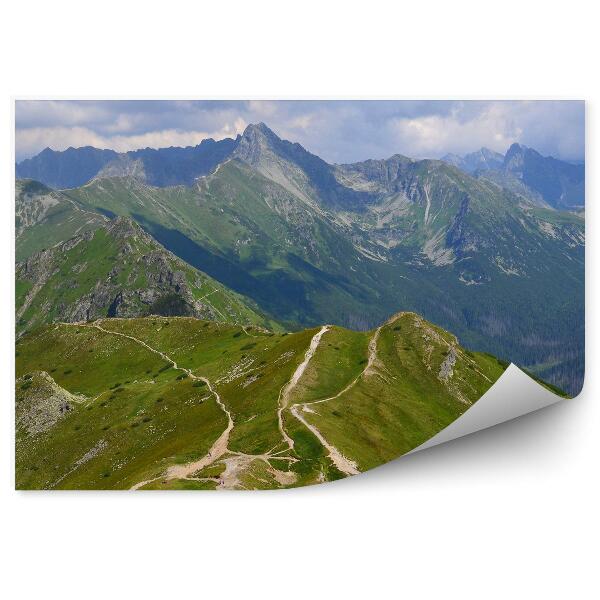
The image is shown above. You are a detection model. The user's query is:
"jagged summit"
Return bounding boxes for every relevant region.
[506,142,524,153]
[504,142,525,159]
[234,122,297,165]
[441,147,505,174]
[234,122,281,164]
[242,121,277,136]
[104,215,146,239]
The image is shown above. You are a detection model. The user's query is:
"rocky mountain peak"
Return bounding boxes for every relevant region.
[503,143,527,171]
[105,215,146,239]
[243,121,278,138]
[234,122,282,165]
[479,147,502,160]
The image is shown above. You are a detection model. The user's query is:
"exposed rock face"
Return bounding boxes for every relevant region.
[95,156,148,182]
[233,122,279,166]
[234,123,371,209]
[16,371,87,436]
[15,180,61,236]
[335,154,417,195]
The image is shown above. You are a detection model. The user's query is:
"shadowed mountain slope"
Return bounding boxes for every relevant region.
[16,216,276,335]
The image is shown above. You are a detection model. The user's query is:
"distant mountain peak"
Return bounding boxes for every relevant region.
[441,147,504,174]
[241,122,279,140]
[479,147,502,158]
[235,122,285,165]
[249,121,275,133]
[505,142,524,157]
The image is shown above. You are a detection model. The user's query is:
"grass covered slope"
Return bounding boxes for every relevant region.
[16,312,510,490]
[16,216,277,335]
[15,179,106,261]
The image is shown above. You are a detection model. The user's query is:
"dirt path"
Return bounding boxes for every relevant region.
[281,326,383,477]
[161,375,233,481]
[92,321,185,369]
[270,323,360,477]
[63,319,365,486]
[276,325,329,450]
[65,321,296,490]
[66,322,234,489]
[303,326,382,409]
[290,405,359,476]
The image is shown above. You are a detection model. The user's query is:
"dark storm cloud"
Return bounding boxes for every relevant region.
[15,100,585,163]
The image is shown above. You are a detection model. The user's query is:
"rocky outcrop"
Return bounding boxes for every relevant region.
[16,371,87,436]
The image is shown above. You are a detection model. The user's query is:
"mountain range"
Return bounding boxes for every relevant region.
[16,123,585,395]
[17,130,585,211]
[442,143,585,210]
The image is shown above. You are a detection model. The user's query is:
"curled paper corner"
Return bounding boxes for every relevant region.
[408,364,567,455]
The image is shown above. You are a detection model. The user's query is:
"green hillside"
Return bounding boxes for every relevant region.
[15,179,106,261]
[16,216,277,335]
[16,312,508,490]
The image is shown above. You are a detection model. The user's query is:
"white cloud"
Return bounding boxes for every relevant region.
[389,103,524,157]
[15,100,584,163]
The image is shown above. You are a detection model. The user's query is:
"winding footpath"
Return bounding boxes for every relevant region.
[83,322,236,490]
[63,319,370,485]
[63,320,295,490]
[302,325,382,409]
[277,325,329,450]
[290,405,359,475]
[285,326,383,477]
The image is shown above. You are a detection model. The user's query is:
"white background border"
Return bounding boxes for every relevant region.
[1,2,597,598]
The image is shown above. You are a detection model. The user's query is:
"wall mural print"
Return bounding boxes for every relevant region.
[14,100,584,490]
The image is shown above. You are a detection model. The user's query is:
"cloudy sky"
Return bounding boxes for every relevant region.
[15,100,585,163]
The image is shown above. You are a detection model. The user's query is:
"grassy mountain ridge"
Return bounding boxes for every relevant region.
[16,216,276,335]
[16,312,512,490]
[15,179,107,261]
